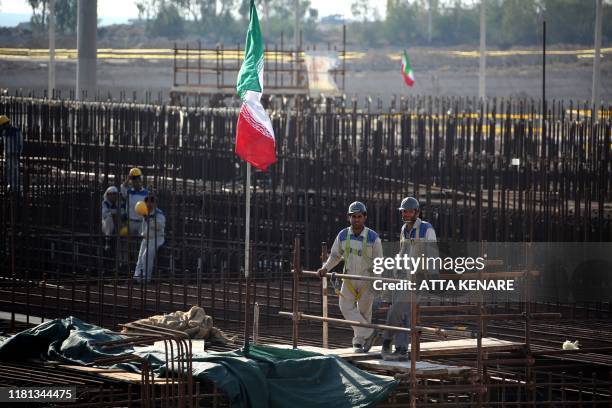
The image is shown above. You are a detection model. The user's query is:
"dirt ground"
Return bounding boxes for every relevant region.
[0,46,610,104]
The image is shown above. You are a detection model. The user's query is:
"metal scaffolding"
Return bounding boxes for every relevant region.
[0,93,611,406]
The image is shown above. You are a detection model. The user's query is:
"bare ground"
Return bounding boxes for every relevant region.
[0,46,610,103]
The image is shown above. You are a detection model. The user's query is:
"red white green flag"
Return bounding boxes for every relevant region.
[235,0,276,171]
[401,49,415,87]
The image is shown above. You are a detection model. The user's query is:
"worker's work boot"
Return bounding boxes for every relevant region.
[381,339,392,359]
[383,346,408,361]
[362,330,379,352]
[352,344,365,353]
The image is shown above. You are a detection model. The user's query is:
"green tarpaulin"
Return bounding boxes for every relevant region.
[0,317,398,407]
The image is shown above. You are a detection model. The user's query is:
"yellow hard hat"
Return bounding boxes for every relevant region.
[119,226,129,237]
[0,115,9,126]
[129,167,142,178]
[135,200,149,216]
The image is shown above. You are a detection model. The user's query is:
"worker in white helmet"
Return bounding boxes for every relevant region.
[101,186,121,250]
[318,201,383,353]
[121,167,148,236]
[133,193,165,283]
[0,115,23,191]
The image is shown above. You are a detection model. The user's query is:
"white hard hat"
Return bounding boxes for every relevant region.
[347,201,367,215]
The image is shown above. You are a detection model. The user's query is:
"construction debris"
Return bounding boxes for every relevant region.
[122,306,235,344]
[562,339,580,350]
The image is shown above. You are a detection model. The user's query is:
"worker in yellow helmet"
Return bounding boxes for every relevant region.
[0,115,23,191]
[120,167,148,236]
[133,193,165,284]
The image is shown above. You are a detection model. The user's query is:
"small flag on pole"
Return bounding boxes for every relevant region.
[401,49,415,87]
[235,0,276,171]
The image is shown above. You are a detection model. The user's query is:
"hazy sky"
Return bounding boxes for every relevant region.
[1,0,388,20]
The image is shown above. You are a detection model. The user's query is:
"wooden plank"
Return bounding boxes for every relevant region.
[58,364,143,383]
[57,365,126,374]
[265,337,523,359]
[96,372,144,383]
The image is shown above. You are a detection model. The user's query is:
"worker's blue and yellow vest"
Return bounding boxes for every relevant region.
[400,221,432,244]
[399,220,433,286]
[337,227,379,301]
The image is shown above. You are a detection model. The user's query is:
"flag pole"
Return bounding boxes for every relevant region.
[244,162,252,351]
[236,0,276,352]
[245,163,251,279]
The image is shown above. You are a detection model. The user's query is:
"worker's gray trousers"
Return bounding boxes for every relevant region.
[382,301,411,349]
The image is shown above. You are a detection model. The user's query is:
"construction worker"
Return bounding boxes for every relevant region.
[0,115,23,191]
[318,201,383,353]
[102,186,120,235]
[101,186,121,250]
[382,196,438,361]
[121,167,148,236]
[134,194,165,283]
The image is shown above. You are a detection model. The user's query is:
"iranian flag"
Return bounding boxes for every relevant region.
[235,0,276,171]
[401,49,415,87]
